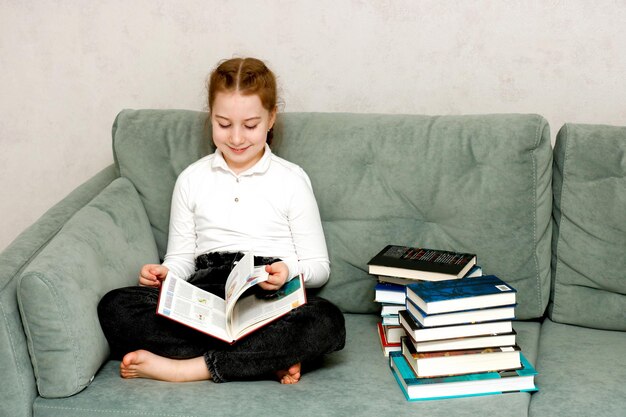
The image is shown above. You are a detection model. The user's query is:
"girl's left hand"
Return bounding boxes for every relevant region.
[259,261,289,291]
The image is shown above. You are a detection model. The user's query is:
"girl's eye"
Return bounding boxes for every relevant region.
[245,125,258,130]
[218,123,231,129]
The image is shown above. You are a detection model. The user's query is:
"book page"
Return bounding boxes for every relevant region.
[224,252,269,309]
[230,275,306,339]
[157,275,229,341]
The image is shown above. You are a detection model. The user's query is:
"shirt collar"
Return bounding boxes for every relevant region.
[212,144,272,176]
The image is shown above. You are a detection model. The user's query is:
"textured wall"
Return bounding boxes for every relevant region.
[1,1,625,251]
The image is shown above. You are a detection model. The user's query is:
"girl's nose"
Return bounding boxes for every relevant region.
[230,127,244,145]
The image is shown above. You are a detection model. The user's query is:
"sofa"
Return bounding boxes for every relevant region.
[1,110,624,417]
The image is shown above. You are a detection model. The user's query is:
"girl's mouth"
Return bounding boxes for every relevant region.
[229,146,249,154]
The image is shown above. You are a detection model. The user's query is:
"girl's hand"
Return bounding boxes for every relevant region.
[139,264,169,287]
[259,262,289,291]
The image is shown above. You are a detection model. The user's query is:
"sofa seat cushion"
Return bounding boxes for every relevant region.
[550,123,626,330]
[32,314,540,417]
[529,318,626,417]
[17,178,159,398]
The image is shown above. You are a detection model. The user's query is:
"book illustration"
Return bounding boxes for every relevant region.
[157,252,307,344]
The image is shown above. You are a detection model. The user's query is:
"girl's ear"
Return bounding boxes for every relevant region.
[268,106,277,130]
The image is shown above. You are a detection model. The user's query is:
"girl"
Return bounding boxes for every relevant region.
[98,57,345,384]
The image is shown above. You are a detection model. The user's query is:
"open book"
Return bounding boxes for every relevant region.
[156,252,307,344]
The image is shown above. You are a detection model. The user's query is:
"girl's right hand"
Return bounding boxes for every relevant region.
[139,264,169,287]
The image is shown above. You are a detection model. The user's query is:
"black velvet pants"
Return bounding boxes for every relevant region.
[98,252,346,382]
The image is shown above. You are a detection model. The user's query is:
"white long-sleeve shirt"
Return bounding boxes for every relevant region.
[162,144,330,288]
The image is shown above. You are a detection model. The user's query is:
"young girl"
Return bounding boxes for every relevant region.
[98,57,345,384]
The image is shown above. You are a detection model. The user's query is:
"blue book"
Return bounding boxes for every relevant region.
[389,351,538,401]
[374,282,406,305]
[406,275,517,314]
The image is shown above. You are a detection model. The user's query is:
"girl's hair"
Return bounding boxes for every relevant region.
[207,57,278,144]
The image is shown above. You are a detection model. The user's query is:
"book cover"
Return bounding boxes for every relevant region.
[406,275,517,314]
[389,351,537,401]
[368,245,477,281]
[406,298,516,327]
[157,252,307,344]
[401,337,522,378]
[399,309,513,342]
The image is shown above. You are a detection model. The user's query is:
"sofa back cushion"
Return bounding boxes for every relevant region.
[113,110,552,318]
[113,110,212,258]
[550,123,626,330]
[17,178,159,398]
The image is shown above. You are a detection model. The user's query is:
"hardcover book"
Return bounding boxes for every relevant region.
[401,337,521,378]
[406,275,517,314]
[368,245,477,281]
[406,298,516,328]
[410,331,517,353]
[381,303,405,316]
[389,351,538,401]
[374,282,406,305]
[399,310,513,342]
[377,322,401,356]
[157,252,306,344]
[378,265,483,286]
[381,323,406,344]
[382,314,400,326]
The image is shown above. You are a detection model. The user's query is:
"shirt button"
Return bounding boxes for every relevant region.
[234,197,239,202]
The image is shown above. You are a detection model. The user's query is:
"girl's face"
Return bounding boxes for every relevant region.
[211,91,276,174]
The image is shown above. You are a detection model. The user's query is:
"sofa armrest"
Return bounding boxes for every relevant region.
[0,165,118,416]
[17,177,160,398]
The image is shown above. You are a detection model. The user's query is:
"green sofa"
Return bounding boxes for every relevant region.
[1,110,624,417]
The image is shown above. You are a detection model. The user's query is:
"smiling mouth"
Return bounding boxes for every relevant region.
[229,146,249,154]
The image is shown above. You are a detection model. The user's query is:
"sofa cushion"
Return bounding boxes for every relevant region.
[113,109,212,259]
[112,110,553,318]
[274,113,553,318]
[17,178,159,398]
[0,165,117,416]
[529,319,626,417]
[31,314,541,417]
[550,123,626,330]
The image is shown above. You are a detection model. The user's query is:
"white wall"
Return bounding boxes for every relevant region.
[1,0,625,251]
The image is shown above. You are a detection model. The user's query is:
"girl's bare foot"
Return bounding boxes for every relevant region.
[120,350,211,382]
[276,362,301,384]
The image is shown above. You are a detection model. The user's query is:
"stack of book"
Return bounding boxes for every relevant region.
[394,275,538,400]
[368,245,538,401]
[370,245,480,357]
